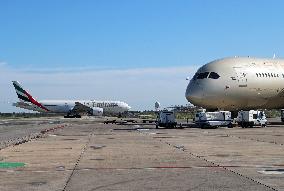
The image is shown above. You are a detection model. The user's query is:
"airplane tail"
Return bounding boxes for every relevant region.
[12,81,49,111]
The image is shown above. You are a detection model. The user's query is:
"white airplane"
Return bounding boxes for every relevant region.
[185,57,284,111]
[12,81,131,117]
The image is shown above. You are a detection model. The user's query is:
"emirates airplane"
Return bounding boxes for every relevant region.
[12,81,131,117]
[185,57,284,111]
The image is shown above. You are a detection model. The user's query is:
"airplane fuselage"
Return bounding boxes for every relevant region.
[14,100,130,114]
[186,57,284,110]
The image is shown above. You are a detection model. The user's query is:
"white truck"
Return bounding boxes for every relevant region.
[194,110,232,128]
[156,110,178,129]
[236,110,267,128]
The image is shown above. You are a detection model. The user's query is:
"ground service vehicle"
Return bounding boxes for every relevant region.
[236,110,267,128]
[156,110,177,129]
[194,110,232,128]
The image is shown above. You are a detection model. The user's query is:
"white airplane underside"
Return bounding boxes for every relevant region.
[186,57,284,111]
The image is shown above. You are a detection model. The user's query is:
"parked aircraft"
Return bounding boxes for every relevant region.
[185,57,284,111]
[12,81,131,117]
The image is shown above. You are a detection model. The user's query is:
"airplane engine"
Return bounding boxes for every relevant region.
[91,107,103,116]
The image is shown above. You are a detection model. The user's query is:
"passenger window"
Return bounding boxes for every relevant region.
[259,73,261,77]
[271,73,273,77]
[256,73,258,77]
[277,74,279,77]
[265,73,267,77]
[268,73,270,77]
[208,72,220,79]
[262,73,265,77]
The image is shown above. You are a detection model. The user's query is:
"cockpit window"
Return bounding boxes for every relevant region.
[192,73,198,80]
[208,72,220,79]
[196,72,209,79]
[193,72,220,80]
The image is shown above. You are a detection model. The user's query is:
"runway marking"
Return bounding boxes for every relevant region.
[0,162,25,168]
[258,169,284,175]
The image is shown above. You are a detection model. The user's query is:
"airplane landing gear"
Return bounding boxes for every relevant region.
[64,114,81,118]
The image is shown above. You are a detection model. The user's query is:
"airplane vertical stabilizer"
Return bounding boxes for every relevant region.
[12,81,49,111]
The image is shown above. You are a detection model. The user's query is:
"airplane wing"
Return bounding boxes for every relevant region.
[71,102,93,114]
[13,102,47,112]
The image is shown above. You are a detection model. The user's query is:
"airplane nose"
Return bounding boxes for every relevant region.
[185,82,203,106]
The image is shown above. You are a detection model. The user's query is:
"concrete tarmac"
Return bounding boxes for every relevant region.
[0,117,283,190]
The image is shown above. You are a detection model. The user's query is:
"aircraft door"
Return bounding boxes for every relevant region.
[233,67,247,87]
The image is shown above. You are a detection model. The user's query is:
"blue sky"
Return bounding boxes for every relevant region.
[1,0,284,111]
[1,0,283,70]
